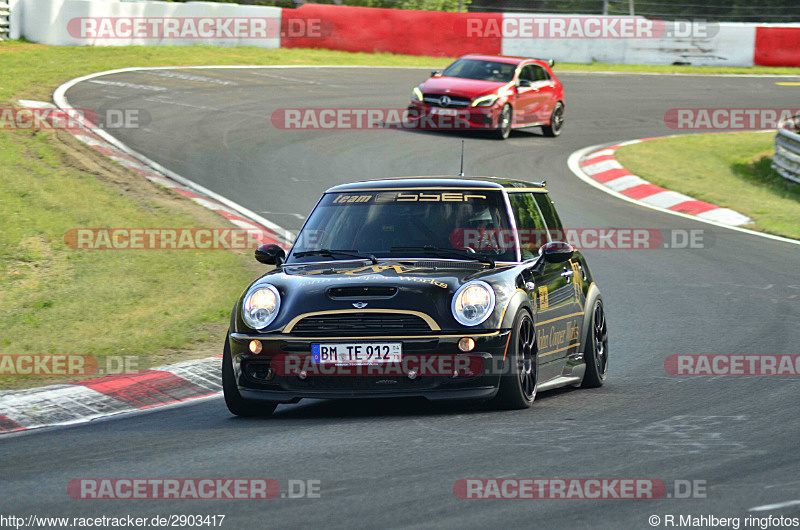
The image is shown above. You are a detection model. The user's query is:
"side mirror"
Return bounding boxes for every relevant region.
[517,79,533,88]
[255,244,286,266]
[430,70,441,77]
[539,241,574,263]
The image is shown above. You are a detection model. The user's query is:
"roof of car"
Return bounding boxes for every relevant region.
[460,54,551,67]
[325,176,547,192]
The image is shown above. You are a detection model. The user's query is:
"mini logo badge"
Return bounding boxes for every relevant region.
[439,95,451,107]
[352,302,368,309]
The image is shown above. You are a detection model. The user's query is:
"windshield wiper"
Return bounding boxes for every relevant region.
[293,249,378,265]
[390,246,495,268]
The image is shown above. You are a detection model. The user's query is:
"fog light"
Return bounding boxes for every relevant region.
[266,368,275,381]
[458,337,475,352]
[249,340,262,354]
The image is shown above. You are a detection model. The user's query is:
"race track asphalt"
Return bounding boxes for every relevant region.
[2,67,799,529]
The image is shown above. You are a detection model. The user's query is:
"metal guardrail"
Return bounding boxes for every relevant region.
[772,118,800,185]
[0,0,9,41]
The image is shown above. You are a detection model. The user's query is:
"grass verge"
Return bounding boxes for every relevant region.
[614,132,800,240]
[0,126,265,389]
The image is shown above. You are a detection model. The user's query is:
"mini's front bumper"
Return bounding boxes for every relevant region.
[229,331,512,403]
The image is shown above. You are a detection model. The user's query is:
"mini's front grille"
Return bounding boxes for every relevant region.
[290,313,432,335]
[423,94,471,108]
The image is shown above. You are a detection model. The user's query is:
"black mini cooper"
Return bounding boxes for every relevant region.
[223,176,607,416]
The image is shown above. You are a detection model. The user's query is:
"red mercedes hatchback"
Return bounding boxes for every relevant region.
[408,54,564,140]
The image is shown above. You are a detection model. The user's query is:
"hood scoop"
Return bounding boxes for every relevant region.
[404,261,485,270]
[327,286,398,300]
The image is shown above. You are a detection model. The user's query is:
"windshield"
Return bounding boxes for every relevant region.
[288,189,517,263]
[441,59,517,83]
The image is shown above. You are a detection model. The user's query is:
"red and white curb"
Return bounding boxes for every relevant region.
[578,139,752,226]
[0,357,222,434]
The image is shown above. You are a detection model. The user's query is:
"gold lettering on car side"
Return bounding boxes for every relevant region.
[538,286,549,311]
[567,319,580,342]
[537,318,581,355]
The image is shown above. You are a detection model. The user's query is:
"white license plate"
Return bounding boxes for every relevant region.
[311,343,402,365]
[430,107,459,116]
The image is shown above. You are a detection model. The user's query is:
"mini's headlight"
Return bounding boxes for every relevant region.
[242,284,281,330]
[412,86,423,102]
[471,94,499,107]
[452,281,496,326]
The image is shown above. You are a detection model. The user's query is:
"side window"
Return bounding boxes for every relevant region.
[531,65,548,82]
[508,192,547,260]
[519,65,535,82]
[533,193,566,238]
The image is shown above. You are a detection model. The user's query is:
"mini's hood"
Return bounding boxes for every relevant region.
[236,261,519,334]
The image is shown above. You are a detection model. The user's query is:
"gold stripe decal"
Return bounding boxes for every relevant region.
[536,312,584,327]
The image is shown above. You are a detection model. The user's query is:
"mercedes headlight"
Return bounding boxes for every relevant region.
[471,94,498,107]
[452,281,496,326]
[242,284,281,330]
[412,86,423,102]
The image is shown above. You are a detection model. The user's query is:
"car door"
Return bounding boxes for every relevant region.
[530,65,558,123]
[507,191,576,383]
[513,65,548,126]
[533,192,583,359]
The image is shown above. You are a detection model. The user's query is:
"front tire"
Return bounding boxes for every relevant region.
[222,334,278,417]
[493,104,512,140]
[542,101,564,137]
[581,298,608,388]
[494,310,537,409]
